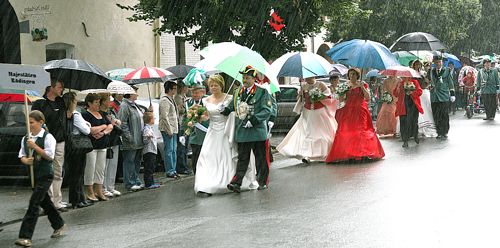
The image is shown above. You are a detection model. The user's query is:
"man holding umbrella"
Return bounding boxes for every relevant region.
[476,58,499,120]
[429,55,455,139]
[32,79,67,211]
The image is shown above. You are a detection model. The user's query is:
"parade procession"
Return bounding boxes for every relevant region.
[1,0,500,247]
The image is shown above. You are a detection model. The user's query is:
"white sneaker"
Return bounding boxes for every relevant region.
[111,190,121,196]
[130,185,141,191]
[103,191,113,198]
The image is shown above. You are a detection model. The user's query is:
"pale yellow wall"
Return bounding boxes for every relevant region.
[10,0,156,71]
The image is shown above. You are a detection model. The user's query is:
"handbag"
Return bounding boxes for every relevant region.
[106,148,114,159]
[67,114,93,154]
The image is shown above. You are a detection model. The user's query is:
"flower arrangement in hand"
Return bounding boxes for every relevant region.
[237,102,250,121]
[334,82,351,108]
[381,92,393,104]
[404,81,416,95]
[308,87,326,103]
[183,104,208,136]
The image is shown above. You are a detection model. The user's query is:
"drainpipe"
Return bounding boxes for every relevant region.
[154,19,161,98]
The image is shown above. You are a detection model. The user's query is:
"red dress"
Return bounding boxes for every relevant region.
[325,84,385,163]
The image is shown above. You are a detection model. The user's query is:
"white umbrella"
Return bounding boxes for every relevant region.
[80,80,136,94]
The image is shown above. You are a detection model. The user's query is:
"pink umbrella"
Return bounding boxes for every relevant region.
[380,65,421,78]
[123,66,174,85]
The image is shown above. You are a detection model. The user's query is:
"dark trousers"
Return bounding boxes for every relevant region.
[19,175,64,239]
[482,94,497,119]
[66,151,86,206]
[400,95,419,141]
[143,152,156,187]
[190,144,202,174]
[176,135,190,173]
[431,102,450,136]
[231,141,268,186]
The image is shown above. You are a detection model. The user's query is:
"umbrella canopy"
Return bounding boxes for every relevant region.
[443,53,462,69]
[80,80,135,95]
[393,51,419,66]
[166,65,195,79]
[42,59,111,91]
[380,65,421,78]
[366,69,381,78]
[458,66,478,84]
[183,68,207,86]
[390,32,446,52]
[122,66,174,85]
[199,42,280,93]
[326,39,400,70]
[330,63,348,76]
[409,50,434,63]
[194,59,221,75]
[105,68,134,81]
[0,88,42,103]
[271,52,333,78]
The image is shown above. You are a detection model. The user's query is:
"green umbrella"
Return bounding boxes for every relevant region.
[393,51,419,67]
[200,42,280,93]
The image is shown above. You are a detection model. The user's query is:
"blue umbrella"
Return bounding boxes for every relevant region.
[443,53,462,69]
[271,52,334,78]
[326,39,400,70]
[366,69,381,78]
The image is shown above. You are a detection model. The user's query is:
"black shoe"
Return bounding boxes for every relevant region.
[436,135,442,140]
[257,185,268,190]
[402,141,409,148]
[83,200,94,206]
[167,173,180,179]
[414,137,419,144]
[178,170,192,175]
[197,191,212,197]
[442,135,448,139]
[57,207,68,213]
[227,183,241,193]
[301,157,310,164]
[484,118,490,120]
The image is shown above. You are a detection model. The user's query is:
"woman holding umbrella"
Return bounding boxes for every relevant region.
[394,77,423,148]
[325,68,385,163]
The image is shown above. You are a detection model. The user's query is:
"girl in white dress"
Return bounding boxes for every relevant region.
[414,61,438,137]
[194,75,258,196]
[276,77,338,163]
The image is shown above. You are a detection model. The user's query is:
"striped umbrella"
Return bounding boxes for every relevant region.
[122,66,174,85]
[271,52,334,78]
[183,68,207,86]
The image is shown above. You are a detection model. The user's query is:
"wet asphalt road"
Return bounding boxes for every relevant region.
[2,111,500,248]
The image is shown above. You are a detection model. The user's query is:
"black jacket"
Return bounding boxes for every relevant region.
[32,97,67,142]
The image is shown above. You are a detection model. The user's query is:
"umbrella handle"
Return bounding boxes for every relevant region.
[222,78,237,103]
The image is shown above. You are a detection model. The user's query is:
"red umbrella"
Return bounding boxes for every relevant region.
[122,66,174,85]
[380,65,421,78]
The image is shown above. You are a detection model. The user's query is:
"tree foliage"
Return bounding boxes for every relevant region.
[324,0,483,54]
[118,0,329,59]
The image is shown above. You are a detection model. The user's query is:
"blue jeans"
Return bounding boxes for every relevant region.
[161,131,177,176]
[122,149,143,189]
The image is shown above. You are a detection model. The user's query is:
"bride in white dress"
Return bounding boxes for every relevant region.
[194,75,258,196]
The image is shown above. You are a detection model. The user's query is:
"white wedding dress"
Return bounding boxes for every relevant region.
[418,89,438,137]
[194,96,259,194]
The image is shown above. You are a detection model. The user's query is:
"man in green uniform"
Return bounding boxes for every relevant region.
[429,55,455,139]
[186,85,209,174]
[221,66,272,192]
[476,58,499,120]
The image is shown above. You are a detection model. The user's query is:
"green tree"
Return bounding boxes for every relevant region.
[118,0,328,59]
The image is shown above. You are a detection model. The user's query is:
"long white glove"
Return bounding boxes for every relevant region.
[179,136,186,146]
[450,96,456,102]
[244,121,253,128]
[268,121,274,129]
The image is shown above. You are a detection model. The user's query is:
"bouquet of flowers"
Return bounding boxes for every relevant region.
[308,87,326,103]
[335,82,350,97]
[334,82,351,108]
[183,104,208,136]
[381,92,393,103]
[404,82,416,95]
[237,102,250,121]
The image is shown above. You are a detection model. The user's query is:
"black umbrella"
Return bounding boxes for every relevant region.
[42,59,111,91]
[165,65,195,79]
[389,32,446,52]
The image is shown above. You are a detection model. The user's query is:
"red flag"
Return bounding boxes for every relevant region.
[269,9,285,34]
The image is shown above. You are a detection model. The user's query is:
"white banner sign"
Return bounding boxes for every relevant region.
[0,63,50,94]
